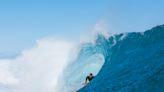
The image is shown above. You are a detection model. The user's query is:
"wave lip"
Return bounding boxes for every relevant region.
[78,25,164,92]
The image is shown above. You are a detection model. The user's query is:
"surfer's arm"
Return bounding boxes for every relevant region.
[85,76,88,84]
[82,77,88,85]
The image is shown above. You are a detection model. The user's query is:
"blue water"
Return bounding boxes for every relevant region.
[77,25,164,92]
[57,25,164,92]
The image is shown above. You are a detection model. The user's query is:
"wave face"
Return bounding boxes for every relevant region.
[58,25,164,92]
[75,25,164,92]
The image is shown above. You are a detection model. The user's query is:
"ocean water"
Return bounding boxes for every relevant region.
[0,25,163,92]
[77,25,164,92]
[56,25,164,92]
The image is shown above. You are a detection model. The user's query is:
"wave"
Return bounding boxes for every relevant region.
[0,25,163,92]
[77,25,164,92]
[56,25,164,92]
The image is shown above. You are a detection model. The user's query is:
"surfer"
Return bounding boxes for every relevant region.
[83,73,94,86]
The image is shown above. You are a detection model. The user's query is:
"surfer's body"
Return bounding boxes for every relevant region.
[83,73,94,85]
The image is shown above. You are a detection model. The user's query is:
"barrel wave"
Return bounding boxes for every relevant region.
[57,25,164,92]
[76,25,164,92]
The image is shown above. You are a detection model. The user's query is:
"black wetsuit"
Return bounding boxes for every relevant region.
[86,75,94,82]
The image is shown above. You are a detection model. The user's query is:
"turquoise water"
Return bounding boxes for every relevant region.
[78,25,164,92]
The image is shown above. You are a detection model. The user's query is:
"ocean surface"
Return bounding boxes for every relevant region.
[0,25,163,92]
[56,25,164,92]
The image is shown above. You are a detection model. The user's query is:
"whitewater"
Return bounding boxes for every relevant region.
[0,38,76,92]
[0,25,164,92]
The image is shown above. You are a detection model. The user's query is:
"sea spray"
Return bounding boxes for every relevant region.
[0,38,75,92]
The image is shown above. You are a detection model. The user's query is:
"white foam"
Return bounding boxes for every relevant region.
[0,38,75,92]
